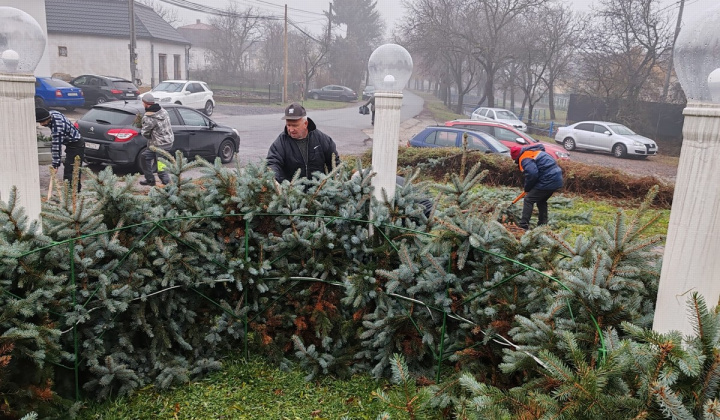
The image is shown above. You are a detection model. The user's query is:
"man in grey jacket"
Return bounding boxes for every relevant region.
[140,93,174,186]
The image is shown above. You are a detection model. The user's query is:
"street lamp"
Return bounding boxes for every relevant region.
[367,44,413,202]
[0,7,46,223]
[653,4,720,335]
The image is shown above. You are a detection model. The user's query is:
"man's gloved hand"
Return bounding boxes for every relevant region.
[52,163,60,169]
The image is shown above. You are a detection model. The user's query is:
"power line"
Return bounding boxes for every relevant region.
[157,0,282,19]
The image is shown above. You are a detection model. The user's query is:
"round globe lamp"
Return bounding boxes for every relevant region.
[367,44,413,203]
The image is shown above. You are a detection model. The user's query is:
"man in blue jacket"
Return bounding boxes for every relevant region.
[510,144,564,230]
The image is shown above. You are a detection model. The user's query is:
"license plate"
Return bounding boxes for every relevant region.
[85,142,100,150]
[126,93,135,97]
[67,92,78,96]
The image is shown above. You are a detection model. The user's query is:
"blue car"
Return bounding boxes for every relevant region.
[408,126,511,157]
[35,77,85,111]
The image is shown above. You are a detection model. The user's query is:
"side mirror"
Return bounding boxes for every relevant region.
[604,131,612,136]
[516,138,527,144]
[209,121,217,129]
[184,91,191,95]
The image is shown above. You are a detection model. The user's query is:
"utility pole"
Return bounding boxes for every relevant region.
[327,3,332,41]
[283,4,288,103]
[662,0,685,102]
[129,0,137,84]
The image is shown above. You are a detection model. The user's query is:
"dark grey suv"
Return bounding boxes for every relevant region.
[70,74,140,106]
[77,101,240,173]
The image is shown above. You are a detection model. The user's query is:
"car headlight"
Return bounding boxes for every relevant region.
[232,128,240,138]
[632,140,644,146]
[555,151,569,158]
[160,97,171,102]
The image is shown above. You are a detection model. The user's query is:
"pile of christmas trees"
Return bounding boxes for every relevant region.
[1,152,716,419]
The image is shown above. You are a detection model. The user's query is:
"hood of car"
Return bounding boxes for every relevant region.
[621,134,656,145]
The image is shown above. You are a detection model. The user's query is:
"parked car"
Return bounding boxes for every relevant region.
[76,101,240,173]
[554,121,658,158]
[362,85,375,100]
[307,85,357,101]
[142,80,215,116]
[35,77,85,110]
[470,107,527,132]
[70,74,139,105]
[408,126,510,157]
[444,119,570,161]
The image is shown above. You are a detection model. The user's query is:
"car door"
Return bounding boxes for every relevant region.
[185,82,204,109]
[72,75,94,103]
[590,123,613,151]
[464,133,492,152]
[572,123,595,148]
[175,107,220,160]
[165,108,187,157]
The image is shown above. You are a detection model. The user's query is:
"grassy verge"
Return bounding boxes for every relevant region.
[77,356,394,420]
[411,90,466,122]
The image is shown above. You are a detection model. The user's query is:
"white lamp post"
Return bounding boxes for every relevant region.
[367,44,413,202]
[0,7,46,223]
[653,4,720,335]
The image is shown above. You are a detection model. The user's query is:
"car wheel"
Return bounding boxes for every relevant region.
[612,143,627,158]
[175,101,182,105]
[218,139,235,164]
[562,137,576,151]
[96,96,108,105]
[135,148,154,173]
[65,106,76,112]
[312,93,319,100]
[203,100,214,116]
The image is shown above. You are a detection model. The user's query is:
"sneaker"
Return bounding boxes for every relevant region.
[139,180,155,186]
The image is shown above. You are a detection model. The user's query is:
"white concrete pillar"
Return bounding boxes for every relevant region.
[653,102,720,334]
[370,91,403,202]
[0,73,42,222]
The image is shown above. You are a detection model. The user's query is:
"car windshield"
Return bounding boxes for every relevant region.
[81,108,135,125]
[44,78,73,88]
[478,132,510,152]
[112,81,137,90]
[495,110,519,120]
[608,124,636,135]
[153,82,184,92]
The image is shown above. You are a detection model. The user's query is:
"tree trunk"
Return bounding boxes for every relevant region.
[548,84,556,121]
[456,92,465,114]
[527,102,534,127]
[484,74,495,107]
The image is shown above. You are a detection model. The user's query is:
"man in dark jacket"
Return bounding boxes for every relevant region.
[267,102,340,183]
[510,144,564,230]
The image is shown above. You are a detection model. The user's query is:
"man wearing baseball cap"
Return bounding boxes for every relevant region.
[36,107,84,191]
[266,102,340,184]
[139,93,173,186]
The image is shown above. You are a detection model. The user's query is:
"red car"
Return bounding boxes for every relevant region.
[445,119,570,160]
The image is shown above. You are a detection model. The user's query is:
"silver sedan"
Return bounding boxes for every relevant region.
[554,121,658,158]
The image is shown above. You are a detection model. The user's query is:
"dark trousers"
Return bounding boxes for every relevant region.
[519,188,557,230]
[64,140,84,191]
[141,148,170,185]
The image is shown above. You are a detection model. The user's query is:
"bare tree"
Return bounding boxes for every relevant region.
[288,26,332,98]
[463,0,551,108]
[576,0,672,119]
[208,5,263,80]
[260,22,284,85]
[399,0,480,113]
[139,0,181,27]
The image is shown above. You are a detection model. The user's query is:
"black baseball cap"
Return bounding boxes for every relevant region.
[281,102,307,120]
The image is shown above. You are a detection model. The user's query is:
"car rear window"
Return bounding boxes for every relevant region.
[81,108,136,125]
[111,81,137,90]
[44,78,74,88]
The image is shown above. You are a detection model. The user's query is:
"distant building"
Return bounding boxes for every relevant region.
[177,19,216,73]
[7,0,190,87]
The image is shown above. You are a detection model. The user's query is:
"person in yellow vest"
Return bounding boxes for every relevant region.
[510,144,564,231]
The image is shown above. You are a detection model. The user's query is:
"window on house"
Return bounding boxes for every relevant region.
[173,54,181,79]
[159,54,168,83]
[58,46,67,57]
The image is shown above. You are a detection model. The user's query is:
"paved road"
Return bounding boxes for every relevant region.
[210,90,424,165]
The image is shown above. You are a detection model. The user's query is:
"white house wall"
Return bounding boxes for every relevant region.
[188,46,212,72]
[47,34,187,87]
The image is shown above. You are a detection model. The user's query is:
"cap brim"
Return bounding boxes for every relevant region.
[281,115,304,120]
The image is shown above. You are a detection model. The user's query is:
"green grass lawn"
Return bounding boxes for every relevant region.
[77,356,394,420]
